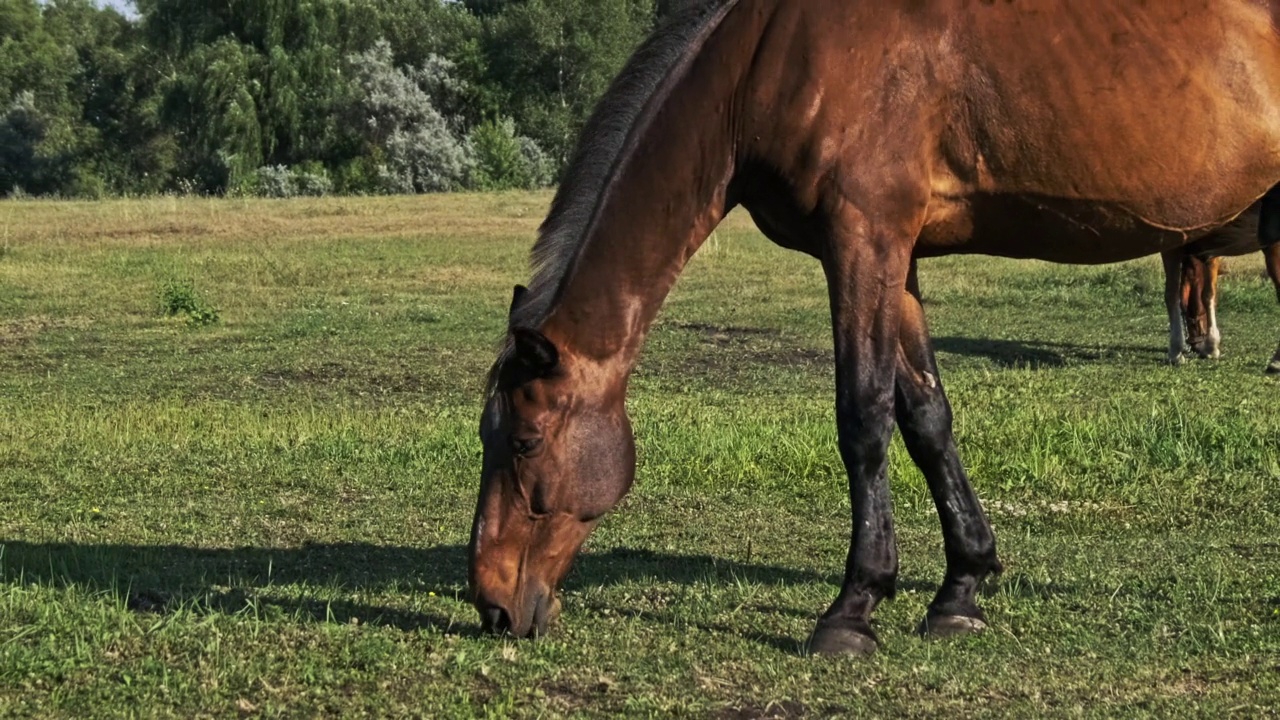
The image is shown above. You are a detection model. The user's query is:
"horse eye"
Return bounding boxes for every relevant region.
[512,437,542,457]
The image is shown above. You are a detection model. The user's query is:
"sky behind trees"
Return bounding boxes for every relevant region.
[99,0,134,16]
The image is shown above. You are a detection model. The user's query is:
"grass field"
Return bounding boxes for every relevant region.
[1,193,1279,718]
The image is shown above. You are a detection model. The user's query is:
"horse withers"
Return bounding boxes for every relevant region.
[470,0,1280,654]
[1163,205,1280,372]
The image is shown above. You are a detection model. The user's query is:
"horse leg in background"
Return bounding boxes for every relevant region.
[1190,256,1222,359]
[1257,185,1280,374]
[895,265,1002,638]
[1265,242,1280,374]
[1163,251,1187,365]
[1177,254,1215,360]
[807,204,918,657]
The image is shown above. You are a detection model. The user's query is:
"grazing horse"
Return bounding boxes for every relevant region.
[470,0,1280,656]
[1162,206,1280,372]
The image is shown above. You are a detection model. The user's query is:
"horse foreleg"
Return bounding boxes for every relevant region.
[806,206,916,657]
[1162,251,1187,365]
[894,269,1002,639]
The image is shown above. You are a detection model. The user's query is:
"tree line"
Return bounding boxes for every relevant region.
[0,0,667,198]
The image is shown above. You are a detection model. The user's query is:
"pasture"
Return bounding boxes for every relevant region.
[1,194,1278,717]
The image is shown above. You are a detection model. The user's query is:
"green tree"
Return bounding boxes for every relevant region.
[160,37,262,192]
[468,115,552,190]
[482,0,655,171]
[44,0,175,194]
[0,0,663,196]
[0,0,78,193]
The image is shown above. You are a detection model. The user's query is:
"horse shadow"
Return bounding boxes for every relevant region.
[931,336,1162,368]
[0,540,884,639]
[0,539,1034,653]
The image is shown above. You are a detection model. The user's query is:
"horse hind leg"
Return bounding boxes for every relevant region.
[1265,242,1280,374]
[1192,257,1222,360]
[1257,185,1280,373]
[894,271,1002,639]
[1162,251,1187,365]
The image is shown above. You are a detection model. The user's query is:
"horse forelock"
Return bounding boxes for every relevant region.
[508,0,741,332]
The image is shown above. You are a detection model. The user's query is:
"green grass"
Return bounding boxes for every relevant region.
[1,194,1278,717]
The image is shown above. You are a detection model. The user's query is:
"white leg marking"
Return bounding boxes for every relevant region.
[1207,296,1222,359]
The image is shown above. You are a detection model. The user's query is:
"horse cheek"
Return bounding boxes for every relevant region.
[569,410,636,521]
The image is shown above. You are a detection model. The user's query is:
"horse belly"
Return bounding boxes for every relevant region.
[1182,206,1262,259]
[917,193,1227,264]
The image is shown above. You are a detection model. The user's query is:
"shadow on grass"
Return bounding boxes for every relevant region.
[0,540,856,643]
[932,336,1162,368]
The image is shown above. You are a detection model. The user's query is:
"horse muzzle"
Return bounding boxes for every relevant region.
[475,585,562,638]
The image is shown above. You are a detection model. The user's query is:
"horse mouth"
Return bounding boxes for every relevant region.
[476,589,561,638]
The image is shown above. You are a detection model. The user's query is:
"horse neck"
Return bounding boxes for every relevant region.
[537,11,760,385]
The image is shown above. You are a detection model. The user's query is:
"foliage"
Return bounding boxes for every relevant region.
[480,0,655,168]
[345,41,474,193]
[0,92,46,195]
[251,163,333,198]
[468,116,553,190]
[157,278,220,326]
[1,0,658,197]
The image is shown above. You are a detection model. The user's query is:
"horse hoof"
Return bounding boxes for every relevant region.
[1266,361,1280,375]
[917,614,987,640]
[806,623,878,657]
[1168,353,1185,367]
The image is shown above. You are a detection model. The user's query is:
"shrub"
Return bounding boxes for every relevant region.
[345,41,475,194]
[250,164,333,198]
[332,155,382,195]
[158,279,220,327]
[469,117,555,191]
[518,136,555,189]
[68,166,108,200]
[292,162,332,197]
[253,165,294,198]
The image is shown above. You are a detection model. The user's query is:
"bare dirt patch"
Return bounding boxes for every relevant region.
[661,321,830,378]
[254,361,447,398]
[671,321,782,341]
[0,315,92,346]
[537,679,619,715]
[715,700,813,719]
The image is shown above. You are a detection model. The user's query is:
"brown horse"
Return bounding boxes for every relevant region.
[470,0,1280,656]
[1162,206,1280,371]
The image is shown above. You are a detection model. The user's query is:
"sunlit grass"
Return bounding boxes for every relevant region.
[1,195,1278,717]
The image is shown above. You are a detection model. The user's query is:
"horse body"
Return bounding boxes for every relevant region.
[471,0,1280,650]
[744,1,1280,262]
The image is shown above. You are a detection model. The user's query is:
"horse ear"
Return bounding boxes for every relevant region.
[508,285,528,323]
[511,327,559,376]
